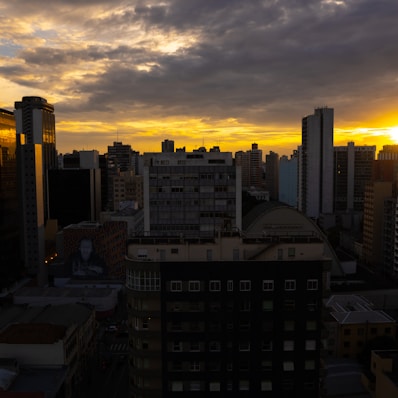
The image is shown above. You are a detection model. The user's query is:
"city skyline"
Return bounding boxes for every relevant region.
[1,0,398,156]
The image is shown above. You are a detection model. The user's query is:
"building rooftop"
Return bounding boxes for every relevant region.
[325,294,396,324]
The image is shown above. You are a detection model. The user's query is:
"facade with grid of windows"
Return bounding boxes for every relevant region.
[125,228,331,397]
[142,150,241,237]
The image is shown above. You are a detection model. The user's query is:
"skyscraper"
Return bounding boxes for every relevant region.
[14,96,57,286]
[298,107,334,220]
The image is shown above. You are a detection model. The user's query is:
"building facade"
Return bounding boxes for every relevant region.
[125,229,331,397]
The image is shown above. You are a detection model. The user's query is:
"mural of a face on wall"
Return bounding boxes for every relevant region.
[70,237,107,277]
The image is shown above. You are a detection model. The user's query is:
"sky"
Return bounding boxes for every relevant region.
[1,0,398,157]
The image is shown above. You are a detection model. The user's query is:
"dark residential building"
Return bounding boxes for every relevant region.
[125,205,333,397]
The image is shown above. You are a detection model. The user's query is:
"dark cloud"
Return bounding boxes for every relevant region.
[1,0,398,152]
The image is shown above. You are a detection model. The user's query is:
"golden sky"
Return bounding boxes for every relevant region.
[1,0,398,157]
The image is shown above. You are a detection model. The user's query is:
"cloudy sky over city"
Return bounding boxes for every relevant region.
[1,0,398,155]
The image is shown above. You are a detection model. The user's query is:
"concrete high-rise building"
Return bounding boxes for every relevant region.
[0,108,22,290]
[279,150,298,207]
[143,150,241,237]
[298,107,334,220]
[235,143,263,191]
[14,97,57,285]
[334,142,375,212]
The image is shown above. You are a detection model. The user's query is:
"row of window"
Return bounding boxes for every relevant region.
[170,278,318,292]
[167,359,316,372]
[169,339,317,352]
[126,271,319,292]
[167,380,316,392]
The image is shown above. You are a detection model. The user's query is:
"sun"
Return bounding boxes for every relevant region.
[388,126,398,143]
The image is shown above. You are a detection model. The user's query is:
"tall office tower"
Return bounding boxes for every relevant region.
[264,151,279,200]
[162,139,175,153]
[0,109,22,290]
[235,143,263,191]
[14,97,57,286]
[14,96,57,221]
[279,150,298,207]
[334,142,375,212]
[298,107,334,220]
[125,206,330,397]
[143,150,242,237]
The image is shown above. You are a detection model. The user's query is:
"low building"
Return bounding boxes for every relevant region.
[324,294,397,358]
[0,303,96,397]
